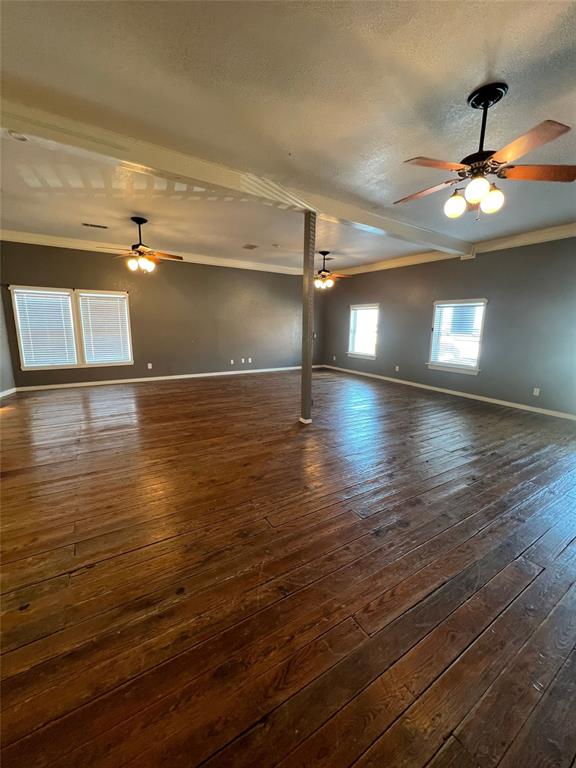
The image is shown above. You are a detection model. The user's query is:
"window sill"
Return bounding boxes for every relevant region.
[347,352,377,360]
[21,361,134,371]
[426,363,479,376]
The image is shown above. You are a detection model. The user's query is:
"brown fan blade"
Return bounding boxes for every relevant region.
[501,164,576,182]
[405,156,469,172]
[333,273,353,278]
[393,179,460,205]
[151,251,184,261]
[491,120,571,164]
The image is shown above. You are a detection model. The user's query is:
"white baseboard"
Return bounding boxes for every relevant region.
[321,365,576,422]
[4,365,324,394]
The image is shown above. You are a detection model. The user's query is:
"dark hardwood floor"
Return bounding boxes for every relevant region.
[1,370,575,767]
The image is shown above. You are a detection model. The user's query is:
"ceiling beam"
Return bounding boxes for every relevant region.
[337,222,576,275]
[292,190,471,255]
[1,100,473,257]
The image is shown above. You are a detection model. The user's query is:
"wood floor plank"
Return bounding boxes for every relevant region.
[351,562,576,768]
[498,649,576,768]
[454,584,576,766]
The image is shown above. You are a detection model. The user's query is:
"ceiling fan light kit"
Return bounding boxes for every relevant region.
[394,81,575,220]
[121,216,183,273]
[314,250,350,289]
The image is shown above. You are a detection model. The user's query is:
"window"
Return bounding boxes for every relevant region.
[10,287,133,370]
[428,299,487,374]
[78,292,132,365]
[11,288,78,369]
[348,304,379,358]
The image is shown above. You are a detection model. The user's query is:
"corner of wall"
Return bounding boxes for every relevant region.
[0,289,16,395]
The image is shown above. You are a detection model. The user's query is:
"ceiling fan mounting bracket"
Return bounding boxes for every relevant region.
[467,82,508,111]
[130,216,148,226]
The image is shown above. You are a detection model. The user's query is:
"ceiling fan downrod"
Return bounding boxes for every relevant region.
[463,82,509,166]
[131,216,148,250]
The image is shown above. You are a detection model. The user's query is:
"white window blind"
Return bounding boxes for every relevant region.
[429,299,486,372]
[78,292,132,365]
[11,288,78,368]
[348,304,379,358]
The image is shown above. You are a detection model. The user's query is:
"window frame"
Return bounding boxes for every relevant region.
[426,298,487,376]
[347,303,380,360]
[9,285,134,371]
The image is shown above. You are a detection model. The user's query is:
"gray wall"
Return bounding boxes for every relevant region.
[1,241,321,387]
[320,238,576,414]
[0,295,15,393]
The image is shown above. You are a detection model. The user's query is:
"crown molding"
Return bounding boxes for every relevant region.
[337,250,456,274]
[0,230,303,275]
[474,222,576,254]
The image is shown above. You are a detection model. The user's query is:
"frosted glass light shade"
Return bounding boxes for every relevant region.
[444,191,467,219]
[465,176,491,204]
[480,185,505,214]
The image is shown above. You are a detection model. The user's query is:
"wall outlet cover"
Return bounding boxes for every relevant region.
[241,358,245,364]
[248,357,252,363]
[147,363,153,370]
[395,365,400,372]
[230,359,234,365]
[532,387,540,397]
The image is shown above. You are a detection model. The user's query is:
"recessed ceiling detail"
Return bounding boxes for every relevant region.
[0,133,425,271]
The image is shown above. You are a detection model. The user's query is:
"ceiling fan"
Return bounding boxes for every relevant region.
[394,82,576,218]
[121,216,184,272]
[314,251,351,289]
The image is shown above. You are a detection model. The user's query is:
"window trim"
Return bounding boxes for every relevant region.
[426,298,487,376]
[9,285,134,371]
[347,303,379,360]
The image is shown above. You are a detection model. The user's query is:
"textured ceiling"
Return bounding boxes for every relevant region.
[1,1,575,250]
[0,133,422,270]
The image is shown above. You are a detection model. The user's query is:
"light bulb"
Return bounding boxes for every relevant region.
[464,176,491,204]
[138,256,149,270]
[145,259,156,272]
[325,278,335,288]
[320,282,327,289]
[127,258,139,272]
[480,184,505,214]
[443,191,467,219]
[314,278,322,289]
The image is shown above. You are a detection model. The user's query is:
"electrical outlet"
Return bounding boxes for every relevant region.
[395,365,400,372]
[532,387,540,397]
[248,357,252,363]
[230,359,234,365]
[241,358,245,364]
[147,362,153,370]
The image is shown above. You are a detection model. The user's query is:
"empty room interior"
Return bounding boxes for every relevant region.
[1,2,576,767]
